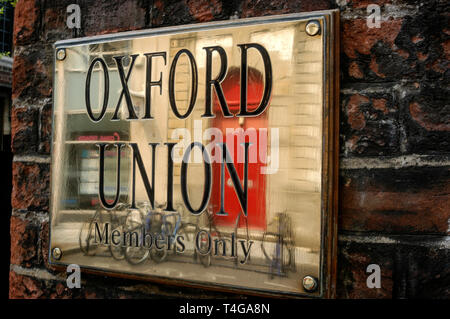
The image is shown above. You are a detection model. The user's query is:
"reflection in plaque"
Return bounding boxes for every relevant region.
[50,12,339,297]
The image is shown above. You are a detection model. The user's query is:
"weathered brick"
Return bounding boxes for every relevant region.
[9,268,98,299]
[9,270,76,299]
[11,267,242,299]
[10,216,40,268]
[342,19,402,60]
[152,0,194,27]
[402,82,450,154]
[348,61,364,79]
[42,2,74,42]
[11,106,39,154]
[394,2,449,81]
[39,220,50,269]
[342,18,404,81]
[240,0,334,18]
[9,271,45,299]
[338,240,393,298]
[342,1,449,83]
[338,238,450,299]
[11,162,50,211]
[81,0,147,36]
[13,0,39,46]
[340,166,450,235]
[12,45,53,101]
[39,103,52,154]
[348,0,394,9]
[187,0,223,22]
[341,91,399,156]
[8,0,450,300]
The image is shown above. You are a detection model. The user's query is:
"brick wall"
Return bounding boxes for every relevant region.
[9,0,449,299]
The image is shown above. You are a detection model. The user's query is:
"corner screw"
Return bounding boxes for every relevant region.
[56,48,66,61]
[305,20,321,36]
[302,275,318,292]
[52,247,62,260]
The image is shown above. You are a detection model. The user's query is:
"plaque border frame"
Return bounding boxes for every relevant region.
[48,9,340,299]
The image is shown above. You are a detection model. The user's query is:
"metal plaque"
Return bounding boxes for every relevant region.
[50,10,339,297]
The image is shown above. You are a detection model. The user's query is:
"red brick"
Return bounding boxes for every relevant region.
[9,270,75,299]
[417,52,428,61]
[151,0,193,27]
[9,271,44,299]
[443,39,450,60]
[340,167,450,234]
[13,0,39,46]
[12,55,29,100]
[82,0,147,36]
[372,98,388,114]
[369,55,386,78]
[403,82,450,153]
[241,0,332,18]
[11,106,39,154]
[409,101,450,132]
[39,103,52,154]
[348,61,363,79]
[342,92,399,156]
[42,6,71,41]
[10,216,39,267]
[347,94,369,130]
[11,162,50,211]
[342,19,403,59]
[338,239,450,299]
[341,3,449,83]
[10,216,55,282]
[349,0,393,9]
[39,221,50,268]
[338,242,393,298]
[12,49,53,101]
[187,0,222,22]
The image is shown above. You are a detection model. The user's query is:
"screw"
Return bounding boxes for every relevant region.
[56,48,66,61]
[302,275,318,292]
[305,20,321,36]
[52,247,62,260]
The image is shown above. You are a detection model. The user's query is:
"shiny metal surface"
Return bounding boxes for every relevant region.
[50,11,338,297]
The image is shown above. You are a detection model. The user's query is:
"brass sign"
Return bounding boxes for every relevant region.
[50,10,339,297]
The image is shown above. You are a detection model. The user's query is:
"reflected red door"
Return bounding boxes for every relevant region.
[209,66,268,230]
